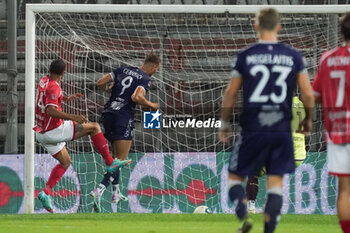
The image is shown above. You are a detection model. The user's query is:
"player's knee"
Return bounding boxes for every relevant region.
[91,122,101,133]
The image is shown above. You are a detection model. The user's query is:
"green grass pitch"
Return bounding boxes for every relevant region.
[0,213,341,233]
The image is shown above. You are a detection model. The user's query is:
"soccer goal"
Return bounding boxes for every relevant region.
[25,4,350,214]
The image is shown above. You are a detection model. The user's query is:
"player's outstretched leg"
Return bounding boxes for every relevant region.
[228,174,253,233]
[246,176,259,214]
[73,122,132,172]
[38,147,70,213]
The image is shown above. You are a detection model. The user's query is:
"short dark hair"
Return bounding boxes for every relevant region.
[49,59,65,75]
[144,53,161,65]
[256,8,280,31]
[341,13,350,41]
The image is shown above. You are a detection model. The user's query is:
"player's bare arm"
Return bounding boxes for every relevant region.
[96,74,114,92]
[218,77,242,143]
[46,105,87,124]
[63,93,84,102]
[297,72,315,136]
[131,86,159,110]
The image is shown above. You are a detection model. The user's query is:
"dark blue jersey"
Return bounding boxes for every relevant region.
[231,42,306,132]
[103,66,152,125]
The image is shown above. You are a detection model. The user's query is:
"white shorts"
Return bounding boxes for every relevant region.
[35,121,75,156]
[327,141,350,176]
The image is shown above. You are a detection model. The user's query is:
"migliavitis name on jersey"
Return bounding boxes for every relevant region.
[246,54,294,66]
[327,56,350,67]
[123,68,143,79]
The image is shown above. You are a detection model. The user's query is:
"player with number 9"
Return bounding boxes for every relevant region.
[90,53,160,212]
[34,59,131,213]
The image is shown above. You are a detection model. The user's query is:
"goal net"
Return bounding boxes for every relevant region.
[25,4,346,214]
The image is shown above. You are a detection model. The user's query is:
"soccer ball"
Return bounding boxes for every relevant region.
[193,205,212,214]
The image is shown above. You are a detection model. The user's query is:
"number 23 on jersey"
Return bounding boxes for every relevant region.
[249,64,292,104]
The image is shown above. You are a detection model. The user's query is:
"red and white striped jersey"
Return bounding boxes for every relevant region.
[33,75,63,133]
[313,46,350,144]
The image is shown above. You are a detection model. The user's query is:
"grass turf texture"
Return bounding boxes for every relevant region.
[0,213,341,233]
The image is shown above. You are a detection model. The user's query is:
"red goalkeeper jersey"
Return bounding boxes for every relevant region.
[313,46,350,144]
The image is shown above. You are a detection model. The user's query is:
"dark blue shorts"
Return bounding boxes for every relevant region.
[228,132,295,177]
[102,112,134,142]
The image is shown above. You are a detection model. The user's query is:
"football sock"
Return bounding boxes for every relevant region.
[228,179,247,221]
[264,188,283,233]
[98,170,121,195]
[97,183,106,196]
[101,172,112,188]
[44,164,67,195]
[91,132,114,166]
[111,169,120,185]
[340,220,350,233]
[112,184,120,194]
[246,176,259,201]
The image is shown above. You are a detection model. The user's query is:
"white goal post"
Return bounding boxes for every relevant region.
[25,4,350,214]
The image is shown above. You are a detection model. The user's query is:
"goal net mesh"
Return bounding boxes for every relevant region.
[32,10,338,214]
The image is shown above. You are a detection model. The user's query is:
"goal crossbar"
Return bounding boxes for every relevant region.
[26,4,350,14]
